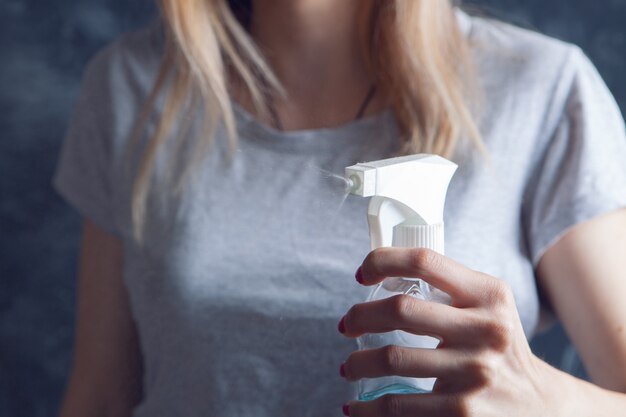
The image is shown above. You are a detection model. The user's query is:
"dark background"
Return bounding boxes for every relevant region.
[1,0,624,415]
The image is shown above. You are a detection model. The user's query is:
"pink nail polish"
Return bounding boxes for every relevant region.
[339,362,346,378]
[342,403,350,416]
[355,266,364,284]
[337,316,346,334]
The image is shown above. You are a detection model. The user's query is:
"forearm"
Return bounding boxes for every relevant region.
[58,376,110,417]
[537,357,626,417]
[59,221,143,417]
[59,371,139,417]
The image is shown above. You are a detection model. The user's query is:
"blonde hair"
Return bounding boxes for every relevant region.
[131,0,482,240]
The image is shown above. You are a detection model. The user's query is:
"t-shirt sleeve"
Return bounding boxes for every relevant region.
[524,47,626,267]
[52,50,122,237]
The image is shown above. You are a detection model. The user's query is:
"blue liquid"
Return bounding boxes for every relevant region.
[359,384,430,401]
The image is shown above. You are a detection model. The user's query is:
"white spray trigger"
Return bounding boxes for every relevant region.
[345,154,457,250]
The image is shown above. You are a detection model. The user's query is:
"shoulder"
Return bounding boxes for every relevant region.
[67,22,165,178]
[461,11,586,98]
[81,20,164,101]
[72,21,165,149]
[464,12,575,72]
[459,11,614,147]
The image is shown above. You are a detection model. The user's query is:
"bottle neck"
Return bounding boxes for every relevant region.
[392,222,445,254]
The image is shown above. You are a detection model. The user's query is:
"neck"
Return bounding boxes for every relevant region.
[250,0,366,86]
[246,0,380,129]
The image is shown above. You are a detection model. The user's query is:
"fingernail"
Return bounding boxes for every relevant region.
[355,266,364,284]
[337,316,346,334]
[342,403,351,416]
[339,362,346,378]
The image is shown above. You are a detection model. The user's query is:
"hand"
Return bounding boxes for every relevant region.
[338,247,557,417]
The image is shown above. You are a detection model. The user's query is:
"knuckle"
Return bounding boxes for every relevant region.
[390,294,417,322]
[482,316,515,350]
[381,394,405,417]
[485,279,514,305]
[409,248,440,272]
[463,353,498,385]
[381,345,404,374]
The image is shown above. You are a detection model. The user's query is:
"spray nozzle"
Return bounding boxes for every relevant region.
[345,175,361,194]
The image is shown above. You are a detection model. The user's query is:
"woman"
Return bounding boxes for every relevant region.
[54,0,626,416]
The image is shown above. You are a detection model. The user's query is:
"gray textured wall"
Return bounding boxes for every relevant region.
[1,1,624,416]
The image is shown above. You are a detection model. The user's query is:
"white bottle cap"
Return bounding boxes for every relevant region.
[392,222,445,255]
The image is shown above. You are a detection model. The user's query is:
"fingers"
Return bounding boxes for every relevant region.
[340,250,525,417]
[346,393,466,417]
[340,294,484,346]
[342,346,463,381]
[358,247,505,307]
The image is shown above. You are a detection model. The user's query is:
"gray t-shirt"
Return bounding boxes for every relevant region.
[53,11,626,417]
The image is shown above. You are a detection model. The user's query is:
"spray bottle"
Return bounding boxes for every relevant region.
[345,154,457,401]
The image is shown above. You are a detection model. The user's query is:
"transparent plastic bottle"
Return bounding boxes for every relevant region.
[357,222,450,401]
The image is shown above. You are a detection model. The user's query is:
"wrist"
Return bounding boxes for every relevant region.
[534,356,624,417]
